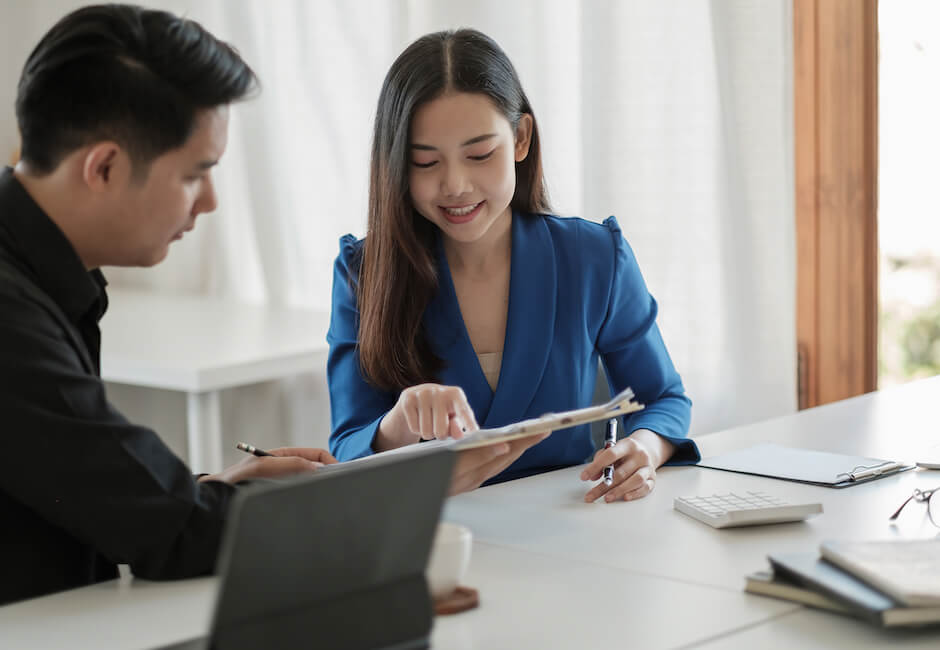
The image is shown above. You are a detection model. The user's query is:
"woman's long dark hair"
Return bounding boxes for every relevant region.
[358,29,550,392]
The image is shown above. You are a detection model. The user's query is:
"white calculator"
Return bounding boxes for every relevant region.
[673,491,823,529]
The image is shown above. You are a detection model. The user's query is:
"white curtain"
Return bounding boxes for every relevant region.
[0,0,795,455]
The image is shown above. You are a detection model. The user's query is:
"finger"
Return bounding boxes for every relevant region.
[583,436,655,482]
[581,440,635,481]
[604,467,655,503]
[582,467,622,502]
[614,475,657,502]
[453,392,479,432]
[581,443,626,480]
[467,433,547,480]
[401,393,421,438]
[450,398,477,437]
[459,442,511,467]
[417,401,435,440]
[448,415,466,439]
[449,432,549,495]
[269,447,338,464]
[308,450,337,465]
[261,456,323,476]
[580,449,617,481]
[433,395,449,440]
[450,443,511,495]
[453,450,518,494]
[583,459,646,502]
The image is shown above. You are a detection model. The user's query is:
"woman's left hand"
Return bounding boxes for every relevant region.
[580,429,674,503]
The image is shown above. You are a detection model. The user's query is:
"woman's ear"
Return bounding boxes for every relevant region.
[514,114,534,162]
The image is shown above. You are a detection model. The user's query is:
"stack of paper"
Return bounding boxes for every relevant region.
[745,539,940,627]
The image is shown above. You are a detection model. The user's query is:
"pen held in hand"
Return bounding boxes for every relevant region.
[236,442,273,457]
[603,419,618,486]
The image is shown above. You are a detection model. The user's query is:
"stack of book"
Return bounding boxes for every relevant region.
[746,539,940,627]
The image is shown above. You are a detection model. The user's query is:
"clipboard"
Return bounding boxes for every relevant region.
[697,443,913,488]
[451,386,643,450]
[372,386,643,460]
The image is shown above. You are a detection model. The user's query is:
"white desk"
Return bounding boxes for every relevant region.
[3,376,939,648]
[99,290,331,474]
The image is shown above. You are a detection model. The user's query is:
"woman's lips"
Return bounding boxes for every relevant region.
[440,200,484,224]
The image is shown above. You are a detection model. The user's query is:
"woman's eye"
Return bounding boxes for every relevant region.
[411,160,437,168]
[468,150,495,161]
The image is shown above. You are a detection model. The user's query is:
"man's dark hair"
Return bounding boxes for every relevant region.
[15,3,258,175]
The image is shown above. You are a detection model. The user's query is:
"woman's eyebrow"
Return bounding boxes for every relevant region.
[410,133,498,150]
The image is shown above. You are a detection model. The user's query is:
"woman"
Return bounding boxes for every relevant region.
[327,29,699,501]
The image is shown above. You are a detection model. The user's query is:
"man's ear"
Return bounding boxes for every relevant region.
[81,142,127,191]
[514,113,534,163]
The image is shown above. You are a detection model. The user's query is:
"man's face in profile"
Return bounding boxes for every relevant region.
[109,105,229,267]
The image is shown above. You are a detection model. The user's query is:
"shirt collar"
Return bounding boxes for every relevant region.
[0,166,107,323]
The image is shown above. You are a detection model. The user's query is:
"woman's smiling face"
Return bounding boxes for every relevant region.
[408,91,531,246]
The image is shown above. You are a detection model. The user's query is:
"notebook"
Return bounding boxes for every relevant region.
[697,443,911,488]
[820,540,940,607]
[764,552,940,627]
[158,445,455,650]
[744,569,852,615]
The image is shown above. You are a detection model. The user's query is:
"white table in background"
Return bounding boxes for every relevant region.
[2,376,940,648]
[99,289,331,473]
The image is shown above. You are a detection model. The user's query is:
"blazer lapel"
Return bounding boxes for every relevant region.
[483,212,556,427]
[424,237,495,422]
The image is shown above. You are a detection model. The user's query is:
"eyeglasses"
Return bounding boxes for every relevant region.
[889,486,939,527]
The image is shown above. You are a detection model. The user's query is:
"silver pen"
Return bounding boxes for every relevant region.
[603,419,618,486]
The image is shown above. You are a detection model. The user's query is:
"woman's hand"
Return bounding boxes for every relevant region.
[198,447,338,484]
[376,383,479,452]
[580,429,674,503]
[449,432,550,495]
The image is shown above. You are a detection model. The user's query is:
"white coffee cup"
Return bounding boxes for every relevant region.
[426,522,472,598]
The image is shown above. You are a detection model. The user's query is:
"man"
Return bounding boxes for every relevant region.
[0,4,534,607]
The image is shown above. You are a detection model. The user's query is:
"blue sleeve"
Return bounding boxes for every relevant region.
[326,235,397,460]
[596,217,699,465]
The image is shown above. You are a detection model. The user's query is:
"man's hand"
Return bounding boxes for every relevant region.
[448,432,550,495]
[198,447,338,484]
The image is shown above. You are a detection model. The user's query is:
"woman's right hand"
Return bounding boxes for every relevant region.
[375,383,479,451]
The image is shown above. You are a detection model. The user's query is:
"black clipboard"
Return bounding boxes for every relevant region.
[697,443,913,488]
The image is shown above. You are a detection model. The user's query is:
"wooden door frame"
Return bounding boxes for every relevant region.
[794,0,878,409]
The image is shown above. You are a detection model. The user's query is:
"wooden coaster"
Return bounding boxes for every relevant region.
[433,585,479,615]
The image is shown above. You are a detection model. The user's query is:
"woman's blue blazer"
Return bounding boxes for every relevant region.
[327,212,699,482]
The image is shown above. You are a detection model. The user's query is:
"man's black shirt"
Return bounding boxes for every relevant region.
[0,167,236,605]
